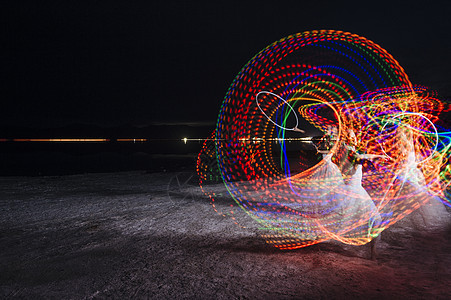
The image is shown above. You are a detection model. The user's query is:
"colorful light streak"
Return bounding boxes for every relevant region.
[197,30,451,250]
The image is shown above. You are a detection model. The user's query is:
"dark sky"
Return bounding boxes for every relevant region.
[4,1,451,129]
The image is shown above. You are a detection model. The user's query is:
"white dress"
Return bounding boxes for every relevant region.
[310,153,346,215]
[339,163,382,239]
[397,150,449,229]
[399,150,425,187]
[286,153,345,216]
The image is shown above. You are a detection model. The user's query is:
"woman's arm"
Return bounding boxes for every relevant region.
[312,142,330,154]
[356,153,388,160]
[317,150,330,154]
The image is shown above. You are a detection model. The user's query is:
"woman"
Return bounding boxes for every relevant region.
[302,125,346,216]
[340,129,384,258]
[395,127,448,230]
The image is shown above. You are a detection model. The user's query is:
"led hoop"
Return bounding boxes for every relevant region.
[379,112,439,164]
[256,91,300,131]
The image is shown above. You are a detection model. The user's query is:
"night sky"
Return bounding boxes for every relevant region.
[5,1,451,131]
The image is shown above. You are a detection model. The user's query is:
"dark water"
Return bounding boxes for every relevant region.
[0,141,203,176]
[0,140,322,176]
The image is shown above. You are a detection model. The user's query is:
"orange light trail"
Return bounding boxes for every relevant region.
[197,30,451,250]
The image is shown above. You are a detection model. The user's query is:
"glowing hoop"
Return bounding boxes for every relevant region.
[256,91,302,132]
[379,112,439,164]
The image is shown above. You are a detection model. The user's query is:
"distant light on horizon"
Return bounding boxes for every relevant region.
[1,138,149,143]
[117,139,147,142]
[0,137,315,143]
[12,138,110,142]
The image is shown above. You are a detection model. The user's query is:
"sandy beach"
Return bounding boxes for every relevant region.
[1,171,450,299]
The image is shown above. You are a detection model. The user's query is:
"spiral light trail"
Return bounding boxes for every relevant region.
[197,30,451,250]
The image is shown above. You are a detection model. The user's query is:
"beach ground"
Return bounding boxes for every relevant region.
[1,171,450,299]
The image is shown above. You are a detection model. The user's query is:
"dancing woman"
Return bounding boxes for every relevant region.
[340,129,385,258]
[395,127,448,229]
[308,125,346,217]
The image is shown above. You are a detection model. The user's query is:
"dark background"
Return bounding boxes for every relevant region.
[4,1,451,132]
[1,1,450,174]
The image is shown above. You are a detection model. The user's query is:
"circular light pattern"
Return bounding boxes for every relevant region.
[197,30,451,250]
[255,91,301,132]
[379,112,439,164]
